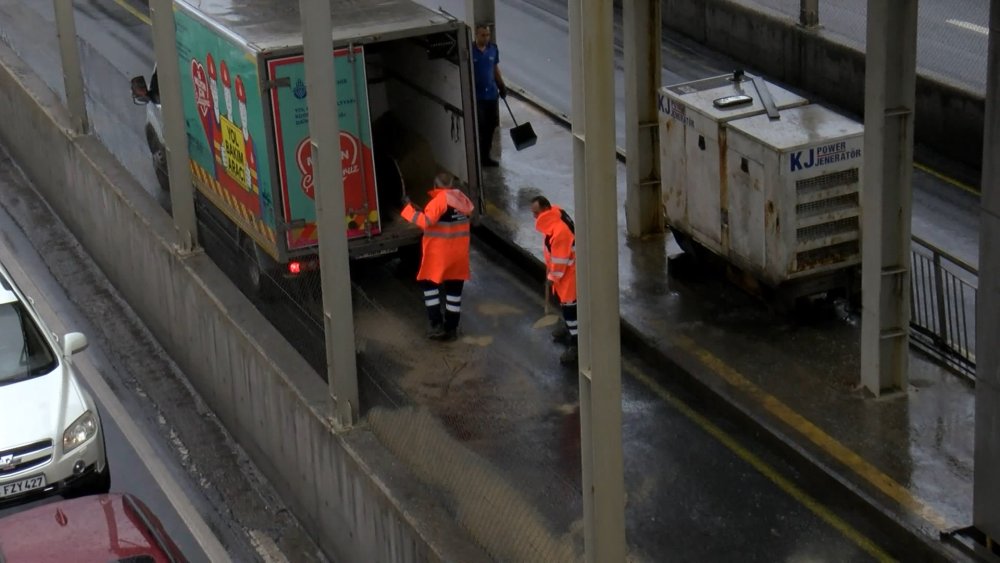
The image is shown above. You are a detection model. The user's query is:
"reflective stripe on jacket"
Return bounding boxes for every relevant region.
[400,187,475,283]
[534,205,577,303]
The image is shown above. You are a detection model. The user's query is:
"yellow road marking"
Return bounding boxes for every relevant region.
[113,0,151,26]
[671,333,955,533]
[625,360,896,563]
[914,162,979,196]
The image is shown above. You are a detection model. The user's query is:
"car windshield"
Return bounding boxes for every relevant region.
[0,301,57,384]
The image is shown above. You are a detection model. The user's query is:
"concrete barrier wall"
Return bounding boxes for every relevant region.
[0,43,486,563]
[662,0,985,171]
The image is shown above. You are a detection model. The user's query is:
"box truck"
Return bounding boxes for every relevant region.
[131,0,481,297]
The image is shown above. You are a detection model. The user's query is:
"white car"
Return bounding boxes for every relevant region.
[0,260,110,506]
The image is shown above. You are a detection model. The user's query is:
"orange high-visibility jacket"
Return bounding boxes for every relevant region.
[400,187,475,283]
[534,206,576,303]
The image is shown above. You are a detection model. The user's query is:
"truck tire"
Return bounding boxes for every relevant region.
[240,236,278,302]
[671,229,698,258]
[397,243,422,276]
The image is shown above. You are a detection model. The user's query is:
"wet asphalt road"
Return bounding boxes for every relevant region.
[0,150,325,562]
[0,0,981,560]
[0,153,228,562]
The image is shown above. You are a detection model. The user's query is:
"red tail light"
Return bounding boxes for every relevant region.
[288,261,302,275]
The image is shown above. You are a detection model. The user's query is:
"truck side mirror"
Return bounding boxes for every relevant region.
[130,76,150,105]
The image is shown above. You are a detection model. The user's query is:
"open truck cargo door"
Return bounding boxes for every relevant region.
[267,47,381,252]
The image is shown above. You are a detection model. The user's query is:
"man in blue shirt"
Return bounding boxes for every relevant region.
[472,24,507,167]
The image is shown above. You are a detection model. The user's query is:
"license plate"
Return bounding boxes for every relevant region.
[1,475,46,498]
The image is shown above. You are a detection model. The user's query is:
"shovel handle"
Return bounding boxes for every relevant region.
[544,279,552,314]
[502,97,519,127]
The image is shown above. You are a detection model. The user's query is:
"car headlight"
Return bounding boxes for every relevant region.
[63,411,98,452]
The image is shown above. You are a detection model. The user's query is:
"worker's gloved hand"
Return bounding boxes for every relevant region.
[498,84,508,99]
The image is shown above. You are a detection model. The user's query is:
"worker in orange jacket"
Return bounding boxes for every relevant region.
[531,195,577,365]
[400,173,475,341]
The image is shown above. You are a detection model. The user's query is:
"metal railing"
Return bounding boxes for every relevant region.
[910,236,978,380]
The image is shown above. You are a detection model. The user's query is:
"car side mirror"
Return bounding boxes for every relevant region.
[130,76,150,105]
[63,332,88,356]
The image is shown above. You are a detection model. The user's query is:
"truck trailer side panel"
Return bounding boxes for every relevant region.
[174,7,280,259]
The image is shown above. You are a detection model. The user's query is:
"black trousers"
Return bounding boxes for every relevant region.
[420,280,465,330]
[562,301,578,338]
[476,99,500,160]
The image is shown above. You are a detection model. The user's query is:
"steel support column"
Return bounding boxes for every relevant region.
[300,0,359,427]
[860,0,917,396]
[974,0,1000,545]
[571,0,626,560]
[150,0,198,252]
[800,0,820,28]
[623,0,664,237]
[53,1,89,134]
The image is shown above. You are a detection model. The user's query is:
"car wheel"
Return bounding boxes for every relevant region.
[152,147,170,191]
[64,462,112,498]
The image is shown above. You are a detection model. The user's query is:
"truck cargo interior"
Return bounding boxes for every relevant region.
[363,30,473,240]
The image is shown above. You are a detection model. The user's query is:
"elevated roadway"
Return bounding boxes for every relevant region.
[0,0,982,560]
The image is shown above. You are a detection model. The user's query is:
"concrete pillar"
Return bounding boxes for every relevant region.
[53,1,89,134]
[860,0,918,396]
[465,0,496,32]
[800,0,820,28]
[623,0,664,237]
[150,0,198,252]
[571,0,626,560]
[974,0,1000,546]
[300,0,359,428]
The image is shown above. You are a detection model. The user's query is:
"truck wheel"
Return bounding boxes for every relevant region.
[152,146,170,191]
[240,236,278,302]
[397,244,421,276]
[671,229,698,258]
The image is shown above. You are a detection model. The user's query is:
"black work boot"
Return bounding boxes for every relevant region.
[559,337,578,366]
[430,323,458,342]
[551,322,570,344]
[427,323,446,339]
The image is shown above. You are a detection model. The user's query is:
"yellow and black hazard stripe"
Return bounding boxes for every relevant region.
[189,161,277,249]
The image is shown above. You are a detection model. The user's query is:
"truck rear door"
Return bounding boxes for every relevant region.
[266,47,379,252]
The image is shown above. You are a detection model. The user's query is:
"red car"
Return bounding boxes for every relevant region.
[0,493,186,562]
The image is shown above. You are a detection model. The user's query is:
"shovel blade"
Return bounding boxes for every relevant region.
[509,123,537,150]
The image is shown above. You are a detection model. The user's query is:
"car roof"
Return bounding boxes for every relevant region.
[0,493,180,562]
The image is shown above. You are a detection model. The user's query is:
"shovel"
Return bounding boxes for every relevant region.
[502,97,537,151]
[533,279,561,329]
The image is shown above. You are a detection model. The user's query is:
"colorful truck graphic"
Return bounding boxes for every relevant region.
[133,0,480,294]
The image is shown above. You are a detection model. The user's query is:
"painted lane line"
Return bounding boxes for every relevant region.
[914,162,979,196]
[946,19,989,35]
[112,0,152,26]
[0,242,231,562]
[624,360,895,563]
[672,334,955,533]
